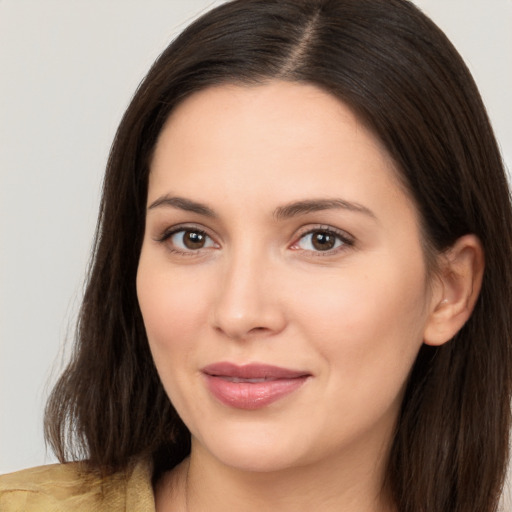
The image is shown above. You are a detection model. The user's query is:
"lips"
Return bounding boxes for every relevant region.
[202,362,310,410]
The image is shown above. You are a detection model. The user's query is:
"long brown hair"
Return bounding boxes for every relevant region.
[45,1,512,510]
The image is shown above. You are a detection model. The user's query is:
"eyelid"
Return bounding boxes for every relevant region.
[290,224,355,253]
[154,223,220,255]
[153,222,354,256]
[154,222,215,242]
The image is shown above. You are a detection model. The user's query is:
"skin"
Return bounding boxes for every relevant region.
[136,81,483,511]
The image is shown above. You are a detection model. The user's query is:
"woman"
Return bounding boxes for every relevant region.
[1,0,511,511]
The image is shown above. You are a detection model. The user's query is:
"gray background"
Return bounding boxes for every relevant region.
[1,0,511,503]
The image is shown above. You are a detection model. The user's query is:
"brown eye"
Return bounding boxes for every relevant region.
[167,228,216,252]
[294,229,350,253]
[311,231,336,251]
[183,230,206,249]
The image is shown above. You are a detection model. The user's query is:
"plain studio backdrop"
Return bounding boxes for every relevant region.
[1,0,511,504]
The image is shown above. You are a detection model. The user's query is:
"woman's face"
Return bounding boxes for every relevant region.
[137,81,439,473]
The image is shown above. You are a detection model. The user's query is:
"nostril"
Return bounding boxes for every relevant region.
[247,326,271,335]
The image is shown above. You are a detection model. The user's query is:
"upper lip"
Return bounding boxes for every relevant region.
[202,362,310,380]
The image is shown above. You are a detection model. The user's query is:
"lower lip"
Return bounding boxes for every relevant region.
[203,375,309,410]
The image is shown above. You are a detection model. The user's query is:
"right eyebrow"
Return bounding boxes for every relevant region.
[273,198,376,221]
[147,195,216,217]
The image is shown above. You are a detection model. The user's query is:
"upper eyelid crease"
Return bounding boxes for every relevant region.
[155,227,194,241]
[156,224,213,241]
[295,227,354,245]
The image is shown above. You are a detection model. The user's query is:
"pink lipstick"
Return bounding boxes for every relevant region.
[202,362,310,410]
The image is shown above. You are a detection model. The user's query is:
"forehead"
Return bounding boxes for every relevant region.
[155,81,388,163]
[149,81,412,220]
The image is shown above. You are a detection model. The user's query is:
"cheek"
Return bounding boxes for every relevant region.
[136,261,215,427]
[289,256,429,382]
[136,256,210,359]
[293,262,429,434]
[295,265,426,335]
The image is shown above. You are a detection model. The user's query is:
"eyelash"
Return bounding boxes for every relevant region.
[155,224,217,256]
[290,226,355,256]
[155,224,355,257]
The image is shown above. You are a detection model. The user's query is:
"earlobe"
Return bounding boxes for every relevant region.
[423,234,484,347]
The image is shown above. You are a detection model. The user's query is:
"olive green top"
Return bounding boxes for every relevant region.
[0,459,154,511]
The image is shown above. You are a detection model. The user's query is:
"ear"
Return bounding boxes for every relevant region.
[423,234,484,347]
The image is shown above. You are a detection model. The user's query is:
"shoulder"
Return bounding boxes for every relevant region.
[0,459,154,511]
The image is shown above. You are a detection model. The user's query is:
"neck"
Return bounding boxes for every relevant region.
[156,438,396,512]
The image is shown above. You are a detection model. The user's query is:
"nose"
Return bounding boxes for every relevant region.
[210,251,286,340]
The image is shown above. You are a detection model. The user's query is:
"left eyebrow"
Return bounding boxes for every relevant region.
[147,195,216,217]
[273,198,376,221]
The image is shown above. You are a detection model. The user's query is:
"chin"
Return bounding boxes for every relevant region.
[191,422,312,473]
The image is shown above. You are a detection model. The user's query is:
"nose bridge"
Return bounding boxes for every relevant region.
[211,241,284,339]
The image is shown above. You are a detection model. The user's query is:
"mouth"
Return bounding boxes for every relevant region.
[201,362,311,410]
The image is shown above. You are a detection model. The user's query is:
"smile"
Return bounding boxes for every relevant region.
[201,362,311,410]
